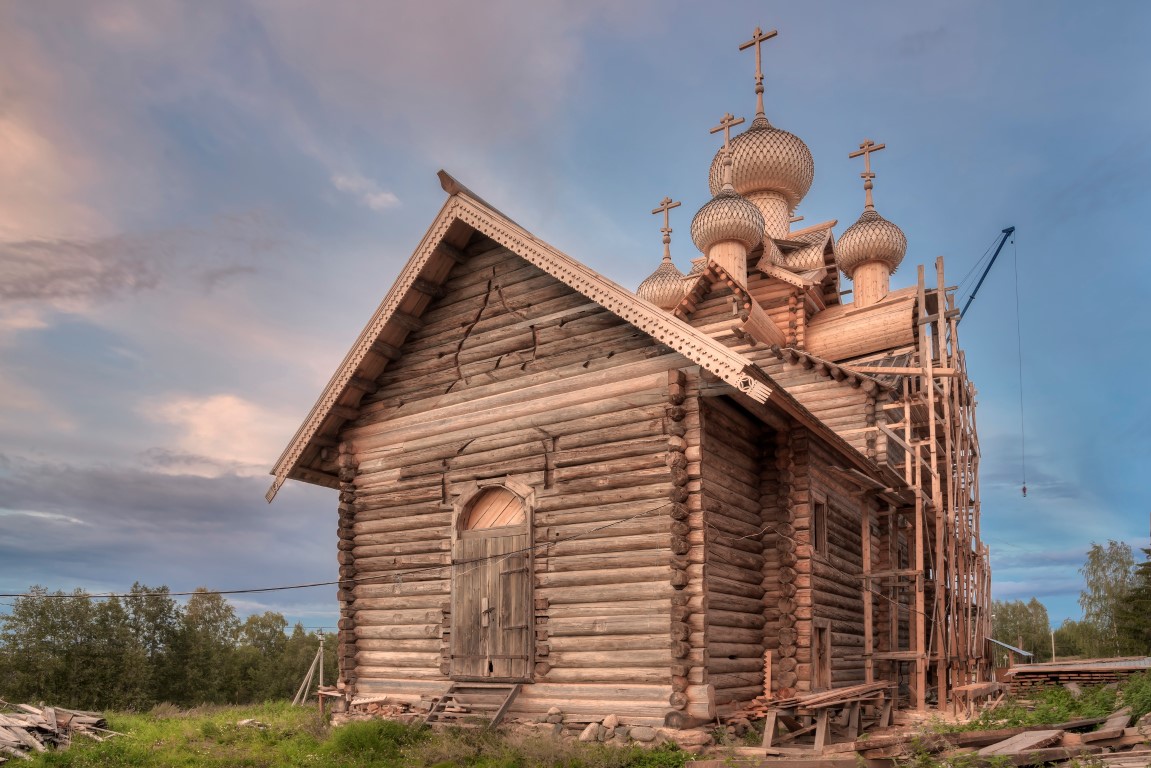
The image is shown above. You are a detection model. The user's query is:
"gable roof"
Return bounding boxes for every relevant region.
[674,261,787,348]
[266,171,778,501]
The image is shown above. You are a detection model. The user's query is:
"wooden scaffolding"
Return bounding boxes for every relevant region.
[859,256,992,711]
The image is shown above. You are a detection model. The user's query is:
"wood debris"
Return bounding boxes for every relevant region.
[853,708,1149,767]
[0,702,116,762]
[712,696,1151,767]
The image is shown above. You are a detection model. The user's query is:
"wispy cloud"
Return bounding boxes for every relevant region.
[0,236,162,303]
[331,173,400,211]
[0,212,282,337]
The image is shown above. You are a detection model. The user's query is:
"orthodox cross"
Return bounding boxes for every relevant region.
[849,138,886,209]
[651,196,681,260]
[710,112,745,152]
[710,113,745,190]
[739,26,778,119]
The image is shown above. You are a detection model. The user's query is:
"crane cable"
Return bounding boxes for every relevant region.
[1012,231,1028,497]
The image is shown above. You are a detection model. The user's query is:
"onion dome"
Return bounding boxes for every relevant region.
[835,138,907,278]
[691,186,765,254]
[836,207,907,277]
[637,254,686,310]
[637,196,686,310]
[706,116,815,210]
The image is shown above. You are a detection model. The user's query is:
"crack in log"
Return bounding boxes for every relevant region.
[446,270,495,393]
[496,283,528,319]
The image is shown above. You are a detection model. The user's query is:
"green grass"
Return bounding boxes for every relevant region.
[26,703,694,768]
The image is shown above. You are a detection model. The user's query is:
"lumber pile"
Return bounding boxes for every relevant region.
[0,702,114,762]
[768,681,892,711]
[1005,657,1151,693]
[727,681,891,722]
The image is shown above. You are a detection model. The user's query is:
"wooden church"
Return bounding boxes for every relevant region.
[269,27,992,727]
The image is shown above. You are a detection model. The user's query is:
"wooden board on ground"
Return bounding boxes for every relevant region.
[977,728,1063,757]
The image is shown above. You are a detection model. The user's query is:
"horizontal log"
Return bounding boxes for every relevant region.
[546,550,670,573]
[355,650,440,667]
[706,573,765,600]
[354,608,444,626]
[539,581,673,605]
[353,664,446,680]
[708,609,766,630]
[545,602,671,619]
[538,667,671,685]
[548,615,670,637]
[348,594,448,611]
[352,623,441,640]
[547,634,671,652]
[546,649,670,668]
[708,629,765,648]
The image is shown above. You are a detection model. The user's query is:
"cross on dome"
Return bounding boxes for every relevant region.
[849,138,886,210]
[710,113,745,153]
[739,26,778,121]
[651,196,681,260]
[710,113,746,191]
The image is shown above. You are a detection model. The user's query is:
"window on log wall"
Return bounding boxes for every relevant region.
[812,494,828,557]
[463,487,526,530]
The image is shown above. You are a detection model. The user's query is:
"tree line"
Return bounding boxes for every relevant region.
[992,541,1151,663]
[0,584,337,711]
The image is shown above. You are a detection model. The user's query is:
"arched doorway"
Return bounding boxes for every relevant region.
[450,486,532,681]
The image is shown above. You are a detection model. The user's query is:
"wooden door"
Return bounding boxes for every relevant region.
[451,489,532,681]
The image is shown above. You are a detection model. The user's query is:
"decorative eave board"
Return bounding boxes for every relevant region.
[267,171,776,501]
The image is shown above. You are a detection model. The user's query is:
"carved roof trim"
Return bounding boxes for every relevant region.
[267,172,774,500]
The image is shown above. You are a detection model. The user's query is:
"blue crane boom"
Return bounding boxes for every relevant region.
[960,226,1015,319]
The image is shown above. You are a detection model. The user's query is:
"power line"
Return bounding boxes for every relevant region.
[0,501,671,601]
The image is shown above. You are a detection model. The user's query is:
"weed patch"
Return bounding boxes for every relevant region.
[24,705,694,767]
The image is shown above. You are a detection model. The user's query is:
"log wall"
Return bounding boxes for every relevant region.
[796,441,872,691]
[748,352,874,458]
[700,397,771,714]
[338,239,687,725]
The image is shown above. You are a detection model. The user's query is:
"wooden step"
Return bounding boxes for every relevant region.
[423,682,522,730]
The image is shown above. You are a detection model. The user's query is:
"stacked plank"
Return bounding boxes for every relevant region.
[0,703,111,761]
[1006,658,1151,693]
[725,681,891,722]
[770,681,891,711]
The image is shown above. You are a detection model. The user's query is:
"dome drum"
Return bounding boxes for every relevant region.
[746,190,791,241]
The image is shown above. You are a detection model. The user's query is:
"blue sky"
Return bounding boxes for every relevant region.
[1,1,1149,631]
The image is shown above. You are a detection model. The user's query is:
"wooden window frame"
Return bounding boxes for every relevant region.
[812,492,829,559]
